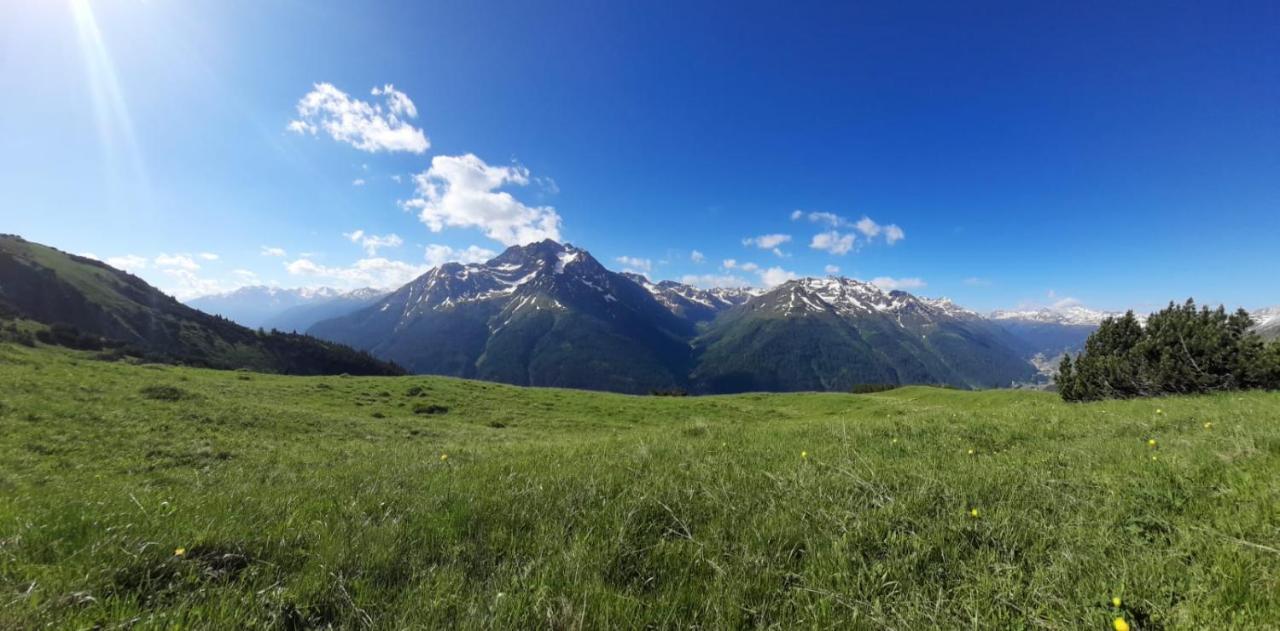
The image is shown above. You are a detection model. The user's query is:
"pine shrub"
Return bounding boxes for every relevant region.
[1058,299,1280,401]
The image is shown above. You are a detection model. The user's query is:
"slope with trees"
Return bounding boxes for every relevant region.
[0,235,401,376]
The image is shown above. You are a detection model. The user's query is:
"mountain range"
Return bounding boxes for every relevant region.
[0,235,401,376]
[189,286,387,332]
[5,234,1273,392]
[310,240,699,392]
[689,277,1036,392]
[305,240,1070,393]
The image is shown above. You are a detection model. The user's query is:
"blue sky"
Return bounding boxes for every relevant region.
[2,1,1277,311]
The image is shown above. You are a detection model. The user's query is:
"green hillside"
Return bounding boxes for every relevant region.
[0,235,401,376]
[2,343,1278,628]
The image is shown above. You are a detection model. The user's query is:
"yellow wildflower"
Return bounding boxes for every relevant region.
[174,547,186,557]
[1113,617,1130,631]
[801,451,808,459]
[1147,438,1157,447]
[1156,409,1164,415]
[440,453,448,461]
[967,448,975,455]
[969,508,979,518]
[1203,422,1212,429]
[1111,596,1121,607]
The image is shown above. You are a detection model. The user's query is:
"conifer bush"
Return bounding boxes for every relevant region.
[1058,299,1280,401]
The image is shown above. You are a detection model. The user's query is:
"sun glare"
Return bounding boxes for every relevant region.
[69,0,148,192]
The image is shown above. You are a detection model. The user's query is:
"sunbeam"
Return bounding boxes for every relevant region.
[69,0,149,195]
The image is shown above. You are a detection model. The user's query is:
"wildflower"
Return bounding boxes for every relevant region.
[440,453,448,461]
[1203,422,1212,429]
[1111,596,1121,607]
[891,438,898,444]
[1147,438,1157,447]
[1156,409,1164,415]
[801,451,808,460]
[967,448,975,455]
[1113,617,1130,631]
[969,508,979,518]
[174,547,186,557]
[1151,455,1158,461]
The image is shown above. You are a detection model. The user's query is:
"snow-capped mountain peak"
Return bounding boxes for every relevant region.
[989,305,1121,326]
[1253,306,1280,328]
[751,276,963,321]
[373,239,664,324]
[621,272,755,322]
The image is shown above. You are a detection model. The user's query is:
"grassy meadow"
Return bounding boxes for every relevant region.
[1,342,1278,629]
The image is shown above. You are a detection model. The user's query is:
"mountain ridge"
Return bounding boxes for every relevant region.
[310,240,695,392]
[0,235,402,376]
[189,285,387,330]
[689,277,1036,392]
[308,243,1040,393]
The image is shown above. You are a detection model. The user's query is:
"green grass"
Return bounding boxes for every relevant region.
[1,343,1278,629]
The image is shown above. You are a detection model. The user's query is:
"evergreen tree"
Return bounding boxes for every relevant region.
[1057,353,1076,401]
[1058,298,1280,401]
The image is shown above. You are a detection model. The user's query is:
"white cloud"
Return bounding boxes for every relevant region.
[289,82,429,153]
[870,276,926,291]
[854,217,880,238]
[157,268,226,300]
[536,176,560,195]
[690,250,705,263]
[232,269,258,281]
[154,254,200,271]
[390,174,403,183]
[616,256,652,274]
[795,212,905,247]
[285,256,427,290]
[372,84,415,116]
[742,233,792,250]
[680,273,751,289]
[809,230,856,255]
[261,246,286,257]
[94,254,238,299]
[825,264,840,275]
[403,153,562,246]
[806,211,847,228]
[963,277,991,286]
[106,254,148,272]
[343,230,404,256]
[759,266,798,288]
[352,178,366,186]
[789,209,804,221]
[423,244,497,267]
[684,262,796,289]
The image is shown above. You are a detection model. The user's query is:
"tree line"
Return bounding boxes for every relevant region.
[1058,299,1280,401]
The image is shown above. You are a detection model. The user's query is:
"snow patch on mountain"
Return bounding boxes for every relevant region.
[621,272,755,321]
[752,277,966,322]
[1253,306,1280,328]
[990,305,1120,326]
